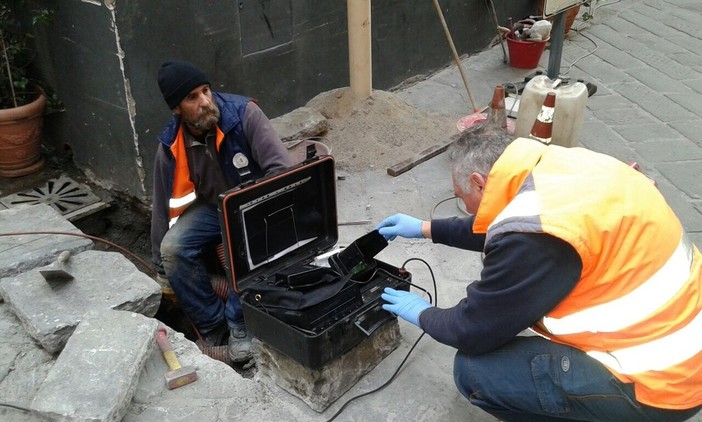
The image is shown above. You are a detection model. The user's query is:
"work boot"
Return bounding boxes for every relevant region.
[228,327,253,363]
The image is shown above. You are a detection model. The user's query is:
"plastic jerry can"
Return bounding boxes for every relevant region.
[514,75,588,147]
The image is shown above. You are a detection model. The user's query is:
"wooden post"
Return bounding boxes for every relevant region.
[347,0,372,99]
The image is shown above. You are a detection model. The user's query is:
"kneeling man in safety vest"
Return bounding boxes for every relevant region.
[376,124,702,421]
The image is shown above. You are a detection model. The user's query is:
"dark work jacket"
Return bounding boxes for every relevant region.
[150,92,288,271]
[419,216,582,355]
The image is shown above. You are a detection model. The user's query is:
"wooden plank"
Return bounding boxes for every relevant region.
[386,139,454,177]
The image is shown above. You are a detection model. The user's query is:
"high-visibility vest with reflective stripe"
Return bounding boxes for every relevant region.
[167,125,225,227]
[473,138,702,409]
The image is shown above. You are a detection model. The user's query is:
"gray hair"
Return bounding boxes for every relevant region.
[448,124,513,190]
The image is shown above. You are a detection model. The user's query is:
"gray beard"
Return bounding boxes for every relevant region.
[185,104,220,132]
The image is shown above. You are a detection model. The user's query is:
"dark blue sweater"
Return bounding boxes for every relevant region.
[419,216,582,355]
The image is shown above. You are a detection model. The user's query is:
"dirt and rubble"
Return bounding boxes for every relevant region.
[305,87,459,173]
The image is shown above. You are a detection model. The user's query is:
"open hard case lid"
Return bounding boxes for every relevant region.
[218,156,337,293]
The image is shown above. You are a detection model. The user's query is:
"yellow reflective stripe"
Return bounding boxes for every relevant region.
[587,306,702,374]
[489,190,540,229]
[168,215,179,229]
[543,235,693,335]
[169,191,196,209]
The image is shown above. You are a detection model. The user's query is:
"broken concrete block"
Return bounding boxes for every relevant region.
[0,204,92,279]
[270,106,330,142]
[31,310,158,422]
[255,320,402,412]
[0,250,161,353]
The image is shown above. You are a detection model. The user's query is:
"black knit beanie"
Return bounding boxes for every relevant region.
[158,61,210,109]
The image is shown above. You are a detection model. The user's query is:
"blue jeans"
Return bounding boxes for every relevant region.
[160,200,244,334]
[453,336,702,422]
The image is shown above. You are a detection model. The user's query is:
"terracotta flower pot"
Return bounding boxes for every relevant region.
[0,92,46,177]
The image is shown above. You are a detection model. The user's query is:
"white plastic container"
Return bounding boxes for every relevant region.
[514,75,588,147]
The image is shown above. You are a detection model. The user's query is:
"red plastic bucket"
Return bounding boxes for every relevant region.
[506,35,549,69]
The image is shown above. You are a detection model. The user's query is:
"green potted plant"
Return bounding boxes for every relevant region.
[0,0,52,177]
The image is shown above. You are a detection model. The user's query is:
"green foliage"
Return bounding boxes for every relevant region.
[581,0,599,22]
[0,0,52,109]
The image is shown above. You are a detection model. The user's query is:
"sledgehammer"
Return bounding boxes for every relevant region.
[156,326,198,390]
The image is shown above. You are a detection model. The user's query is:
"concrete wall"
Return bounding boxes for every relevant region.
[34,0,533,202]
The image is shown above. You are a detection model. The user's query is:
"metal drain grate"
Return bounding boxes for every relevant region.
[0,176,107,221]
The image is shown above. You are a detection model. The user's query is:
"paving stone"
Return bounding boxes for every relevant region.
[667,91,702,118]
[572,54,634,85]
[619,9,685,38]
[665,36,702,58]
[612,123,681,143]
[30,310,158,422]
[627,49,701,80]
[684,79,702,95]
[590,105,652,127]
[0,204,93,279]
[0,250,161,353]
[614,82,697,122]
[592,46,645,71]
[625,67,691,94]
[579,121,643,164]
[588,24,645,52]
[657,160,702,200]
[635,139,702,162]
[669,121,702,146]
[586,94,634,111]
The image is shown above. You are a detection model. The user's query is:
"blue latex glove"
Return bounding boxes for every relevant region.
[381,287,432,328]
[375,213,423,241]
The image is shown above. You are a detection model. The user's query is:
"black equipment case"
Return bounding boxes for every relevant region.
[218,155,410,369]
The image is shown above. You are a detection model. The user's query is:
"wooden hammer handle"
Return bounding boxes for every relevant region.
[156,327,182,371]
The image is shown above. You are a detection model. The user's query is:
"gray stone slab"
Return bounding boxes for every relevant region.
[620,9,686,38]
[30,310,158,422]
[0,302,52,422]
[579,121,642,164]
[667,91,702,118]
[683,78,702,95]
[592,46,645,71]
[612,123,681,143]
[0,204,93,279]
[635,139,702,162]
[657,160,702,200]
[0,250,161,353]
[590,105,653,127]
[572,54,634,85]
[614,82,698,122]
[585,94,633,111]
[625,67,691,94]
[627,48,701,81]
[670,120,702,146]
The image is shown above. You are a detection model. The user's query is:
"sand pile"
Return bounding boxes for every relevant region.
[305,88,459,173]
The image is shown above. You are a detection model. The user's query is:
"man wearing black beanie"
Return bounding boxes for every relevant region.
[151,60,292,364]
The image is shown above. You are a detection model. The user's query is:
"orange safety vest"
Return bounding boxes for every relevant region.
[473,138,702,410]
[168,124,225,227]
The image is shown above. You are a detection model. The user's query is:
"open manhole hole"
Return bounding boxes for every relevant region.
[0,176,108,221]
